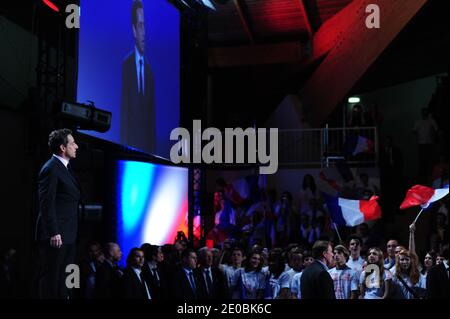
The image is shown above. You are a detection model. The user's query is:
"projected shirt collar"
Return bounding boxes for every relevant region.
[135,46,145,94]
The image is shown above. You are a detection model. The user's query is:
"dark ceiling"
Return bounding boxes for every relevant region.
[207,0,352,45]
[207,0,449,127]
[1,1,448,128]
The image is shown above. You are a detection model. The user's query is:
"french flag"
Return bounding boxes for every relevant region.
[345,135,374,156]
[323,193,382,226]
[318,171,340,195]
[400,185,449,209]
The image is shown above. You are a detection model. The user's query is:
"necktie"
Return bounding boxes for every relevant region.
[139,59,143,95]
[205,269,213,296]
[139,272,151,299]
[152,268,160,286]
[188,271,196,294]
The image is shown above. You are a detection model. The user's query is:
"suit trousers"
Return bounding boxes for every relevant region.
[38,242,76,299]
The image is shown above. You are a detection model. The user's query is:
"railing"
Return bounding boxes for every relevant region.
[278,126,378,167]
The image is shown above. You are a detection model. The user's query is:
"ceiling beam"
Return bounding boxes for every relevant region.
[233,0,255,44]
[298,0,313,37]
[299,0,428,126]
[209,42,303,68]
[295,0,372,69]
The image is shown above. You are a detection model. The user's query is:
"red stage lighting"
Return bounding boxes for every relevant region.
[42,0,60,12]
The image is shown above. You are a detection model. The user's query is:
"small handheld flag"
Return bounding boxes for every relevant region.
[400,185,449,210]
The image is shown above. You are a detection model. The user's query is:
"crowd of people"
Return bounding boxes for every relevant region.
[73,231,448,299]
[0,115,447,299]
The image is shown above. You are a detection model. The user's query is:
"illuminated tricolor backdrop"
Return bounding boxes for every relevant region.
[116,160,188,264]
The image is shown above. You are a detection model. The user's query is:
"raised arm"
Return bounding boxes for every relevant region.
[409,223,416,255]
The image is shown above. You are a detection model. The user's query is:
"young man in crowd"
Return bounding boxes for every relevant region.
[328,245,359,299]
[346,235,365,275]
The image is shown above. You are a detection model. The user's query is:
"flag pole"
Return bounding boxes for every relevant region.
[332,223,343,244]
[413,208,425,224]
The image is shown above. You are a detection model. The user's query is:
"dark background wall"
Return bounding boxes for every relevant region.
[358,74,445,178]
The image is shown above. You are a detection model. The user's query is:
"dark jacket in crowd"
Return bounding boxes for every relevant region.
[95,260,122,298]
[171,266,203,300]
[195,266,226,299]
[426,263,450,299]
[141,262,170,300]
[300,260,335,299]
[121,266,152,299]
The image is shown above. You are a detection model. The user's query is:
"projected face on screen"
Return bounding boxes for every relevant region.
[116,160,188,266]
[133,6,145,56]
[77,0,180,157]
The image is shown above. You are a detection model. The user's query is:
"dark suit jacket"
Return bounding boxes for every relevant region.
[95,260,122,299]
[195,266,226,299]
[36,156,81,244]
[79,259,96,298]
[171,266,203,300]
[426,263,449,299]
[120,50,155,153]
[121,266,152,299]
[141,262,170,300]
[300,260,335,299]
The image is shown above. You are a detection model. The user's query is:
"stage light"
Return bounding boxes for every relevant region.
[60,101,112,133]
[348,97,360,103]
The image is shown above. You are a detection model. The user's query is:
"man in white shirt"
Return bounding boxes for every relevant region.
[279,250,303,299]
[196,247,225,299]
[346,235,365,276]
[122,248,152,299]
[36,129,80,299]
[219,247,245,298]
[120,0,155,153]
[328,245,359,299]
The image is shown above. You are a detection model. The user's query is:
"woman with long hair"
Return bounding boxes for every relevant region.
[421,251,437,277]
[359,247,392,299]
[233,251,266,299]
[392,249,426,299]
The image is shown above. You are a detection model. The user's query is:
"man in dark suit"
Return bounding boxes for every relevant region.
[78,241,103,299]
[171,249,202,299]
[141,244,170,300]
[95,242,123,298]
[36,128,81,299]
[121,248,153,299]
[426,249,449,299]
[195,247,225,299]
[300,240,335,299]
[121,0,155,154]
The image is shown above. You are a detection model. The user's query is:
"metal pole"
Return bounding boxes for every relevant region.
[333,223,343,243]
[413,208,425,224]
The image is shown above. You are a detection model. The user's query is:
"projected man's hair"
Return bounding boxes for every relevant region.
[131,0,144,26]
